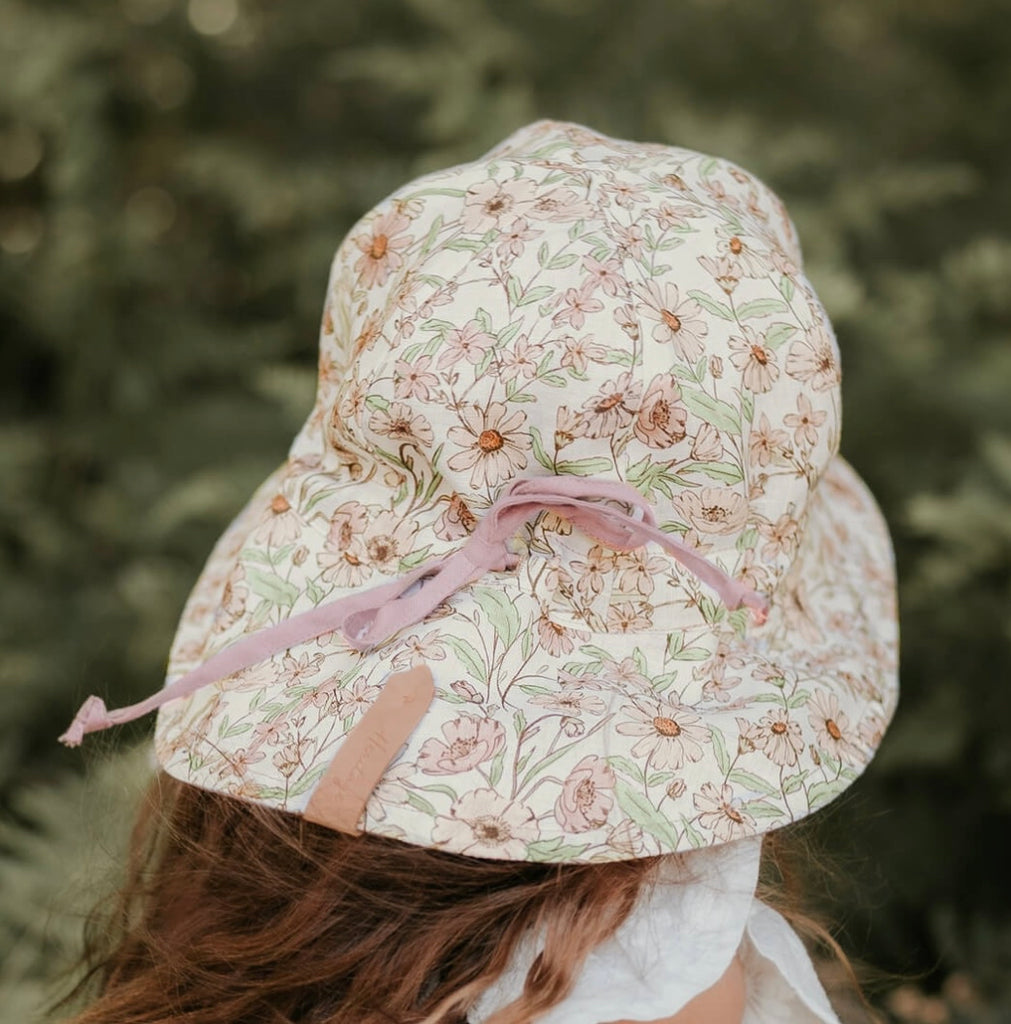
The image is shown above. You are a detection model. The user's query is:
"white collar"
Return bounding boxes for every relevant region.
[467,837,840,1024]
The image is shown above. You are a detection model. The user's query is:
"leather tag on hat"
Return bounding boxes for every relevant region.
[303,665,435,835]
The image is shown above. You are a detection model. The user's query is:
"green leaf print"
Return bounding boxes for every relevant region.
[736,297,789,320]
[247,568,299,607]
[688,289,734,320]
[680,389,741,434]
[614,780,681,850]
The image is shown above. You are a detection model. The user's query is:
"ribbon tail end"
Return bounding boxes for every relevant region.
[58,696,110,748]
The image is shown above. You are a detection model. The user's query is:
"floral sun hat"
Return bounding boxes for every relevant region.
[62,119,899,863]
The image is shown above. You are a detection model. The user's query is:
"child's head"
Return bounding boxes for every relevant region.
[61,119,898,1023]
[66,771,840,1024]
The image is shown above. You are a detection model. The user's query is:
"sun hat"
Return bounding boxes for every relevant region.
[61,118,899,864]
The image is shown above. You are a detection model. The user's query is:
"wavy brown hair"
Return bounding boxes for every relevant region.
[57,771,872,1024]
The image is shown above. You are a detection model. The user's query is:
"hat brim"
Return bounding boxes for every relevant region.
[155,452,897,861]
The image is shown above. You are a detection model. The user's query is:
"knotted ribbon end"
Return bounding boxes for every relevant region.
[59,695,112,748]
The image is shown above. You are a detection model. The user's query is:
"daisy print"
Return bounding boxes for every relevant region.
[352,209,413,290]
[694,782,758,842]
[615,697,709,770]
[728,326,780,393]
[632,279,708,362]
[807,690,863,766]
[446,402,532,490]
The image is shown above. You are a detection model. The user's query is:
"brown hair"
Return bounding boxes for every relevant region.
[58,771,871,1024]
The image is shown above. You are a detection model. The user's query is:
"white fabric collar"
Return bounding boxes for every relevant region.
[467,837,840,1024]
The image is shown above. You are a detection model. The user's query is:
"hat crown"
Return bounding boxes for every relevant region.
[291,120,841,621]
[156,121,898,861]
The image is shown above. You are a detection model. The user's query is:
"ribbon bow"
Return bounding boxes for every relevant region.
[59,476,769,747]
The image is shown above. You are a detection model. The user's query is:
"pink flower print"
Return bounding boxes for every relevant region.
[581,255,626,297]
[554,755,616,833]
[783,394,828,448]
[391,632,448,671]
[529,689,607,716]
[755,708,804,767]
[652,201,701,231]
[317,501,371,587]
[616,697,709,770]
[610,222,646,260]
[579,372,642,438]
[749,413,790,468]
[560,334,607,374]
[602,656,651,691]
[571,544,616,599]
[697,254,742,294]
[272,739,310,779]
[417,280,458,318]
[394,355,439,401]
[769,244,800,279]
[434,492,478,541]
[438,319,494,370]
[432,788,539,859]
[702,673,742,703]
[614,549,667,599]
[759,512,801,560]
[446,402,531,490]
[333,676,381,719]
[352,209,413,290]
[254,493,303,548]
[709,639,748,678]
[418,714,506,775]
[728,327,780,393]
[276,650,327,690]
[212,564,247,634]
[693,782,757,842]
[462,177,538,233]
[785,325,841,392]
[363,509,418,573]
[215,746,266,780]
[351,310,384,359]
[253,719,292,747]
[536,613,586,657]
[369,402,434,448]
[673,486,748,535]
[529,186,596,222]
[807,690,862,765]
[600,180,650,209]
[450,679,483,704]
[497,333,544,384]
[613,303,640,341]
[391,269,421,312]
[392,313,417,347]
[634,373,688,448]
[690,422,724,462]
[606,602,654,632]
[551,284,604,329]
[495,216,541,261]
[633,280,708,362]
[699,176,742,211]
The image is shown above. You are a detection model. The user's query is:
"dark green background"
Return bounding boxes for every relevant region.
[2,0,1010,1020]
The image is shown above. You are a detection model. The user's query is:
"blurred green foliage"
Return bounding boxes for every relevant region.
[1,0,1010,1020]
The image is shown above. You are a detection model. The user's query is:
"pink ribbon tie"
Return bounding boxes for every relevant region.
[59,476,770,747]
